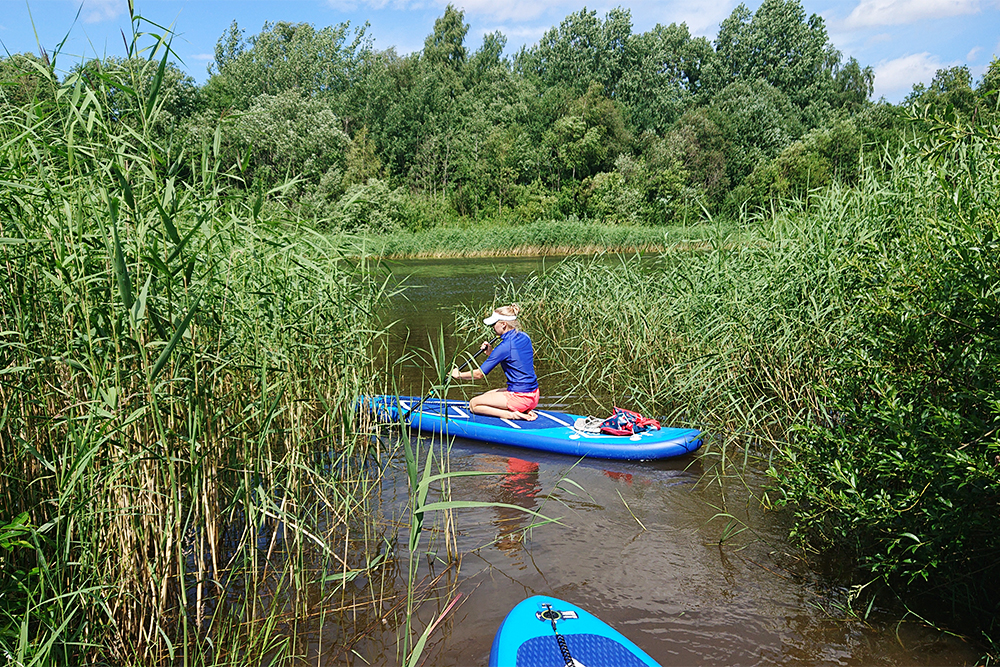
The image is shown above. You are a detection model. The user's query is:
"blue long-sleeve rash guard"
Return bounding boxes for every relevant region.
[479,330,538,393]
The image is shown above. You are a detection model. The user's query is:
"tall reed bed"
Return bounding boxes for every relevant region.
[511,202,861,438]
[507,118,999,640]
[351,218,728,259]
[0,25,397,664]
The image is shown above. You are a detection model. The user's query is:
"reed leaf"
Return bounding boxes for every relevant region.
[0,20,397,663]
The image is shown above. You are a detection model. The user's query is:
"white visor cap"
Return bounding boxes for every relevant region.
[484,312,518,326]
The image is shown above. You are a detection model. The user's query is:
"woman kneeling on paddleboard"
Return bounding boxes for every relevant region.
[451,304,539,421]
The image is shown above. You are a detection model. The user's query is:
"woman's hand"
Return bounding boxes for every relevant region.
[480,340,493,355]
[451,367,462,380]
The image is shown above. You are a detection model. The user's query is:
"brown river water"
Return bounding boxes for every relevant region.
[350,255,982,666]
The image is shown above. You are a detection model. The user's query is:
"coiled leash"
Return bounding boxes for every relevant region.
[540,603,576,667]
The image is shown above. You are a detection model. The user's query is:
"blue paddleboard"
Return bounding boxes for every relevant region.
[366,395,702,461]
[489,595,662,667]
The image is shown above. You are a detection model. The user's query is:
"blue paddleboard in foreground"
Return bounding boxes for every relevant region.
[367,395,701,461]
[489,595,662,667]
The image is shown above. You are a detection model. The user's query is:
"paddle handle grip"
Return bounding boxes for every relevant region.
[454,335,499,372]
[404,336,500,420]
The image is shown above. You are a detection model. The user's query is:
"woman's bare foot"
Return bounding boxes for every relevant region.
[510,410,538,421]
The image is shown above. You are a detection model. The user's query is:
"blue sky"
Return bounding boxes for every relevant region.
[1,0,998,103]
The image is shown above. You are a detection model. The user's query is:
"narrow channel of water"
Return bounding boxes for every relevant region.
[360,255,980,666]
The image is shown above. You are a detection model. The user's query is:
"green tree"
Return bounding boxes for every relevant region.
[399,72,467,197]
[854,101,908,170]
[340,46,406,149]
[0,53,56,108]
[206,20,370,110]
[709,78,803,187]
[978,57,1000,111]
[619,23,715,133]
[73,56,201,124]
[423,4,469,72]
[368,51,423,177]
[183,90,349,192]
[583,148,689,224]
[343,126,383,188]
[203,20,245,110]
[905,66,976,117]
[708,0,837,109]
[542,82,630,182]
[451,51,539,217]
[546,115,600,181]
[742,118,861,208]
[210,20,246,74]
[518,7,635,99]
[667,107,730,206]
[378,6,476,194]
[468,31,508,87]
[331,179,408,232]
[832,57,874,111]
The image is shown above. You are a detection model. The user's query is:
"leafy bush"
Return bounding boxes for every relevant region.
[332,178,408,232]
[742,118,862,210]
[784,214,1000,614]
[709,78,804,184]
[182,90,349,192]
[667,108,730,206]
[775,113,1000,622]
[507,180,561,224]
[583,170,644,224]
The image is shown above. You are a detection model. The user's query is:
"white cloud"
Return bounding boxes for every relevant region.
[866,32,893,45]
[475,23,548,41]
[82,0,126,24]
[617,0,733,39]
[845,0,981,28]
[967,46,983,61]
[454,0,557,22]
[190,53,214,62]
[873,52,952,97]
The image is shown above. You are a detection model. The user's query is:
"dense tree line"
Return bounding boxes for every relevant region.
[2,0,998,232]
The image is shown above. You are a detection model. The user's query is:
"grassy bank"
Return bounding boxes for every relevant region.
[499,120,999,649]
[338,218,731,259]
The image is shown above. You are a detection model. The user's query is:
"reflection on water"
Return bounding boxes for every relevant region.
[354,255,982,667]
[471,455,541,560]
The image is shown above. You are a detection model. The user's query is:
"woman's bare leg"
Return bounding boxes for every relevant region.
[470,389,537,420]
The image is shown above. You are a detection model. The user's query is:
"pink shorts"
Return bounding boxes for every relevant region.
[505,388,540,413]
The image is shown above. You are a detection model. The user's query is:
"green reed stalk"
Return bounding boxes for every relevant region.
[390,329,559,666]
[0,13,398,665]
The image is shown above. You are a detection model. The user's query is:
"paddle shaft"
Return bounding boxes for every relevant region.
[403,335,500,420]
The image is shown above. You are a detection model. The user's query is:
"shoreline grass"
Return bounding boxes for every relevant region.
[335,218,733,259]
